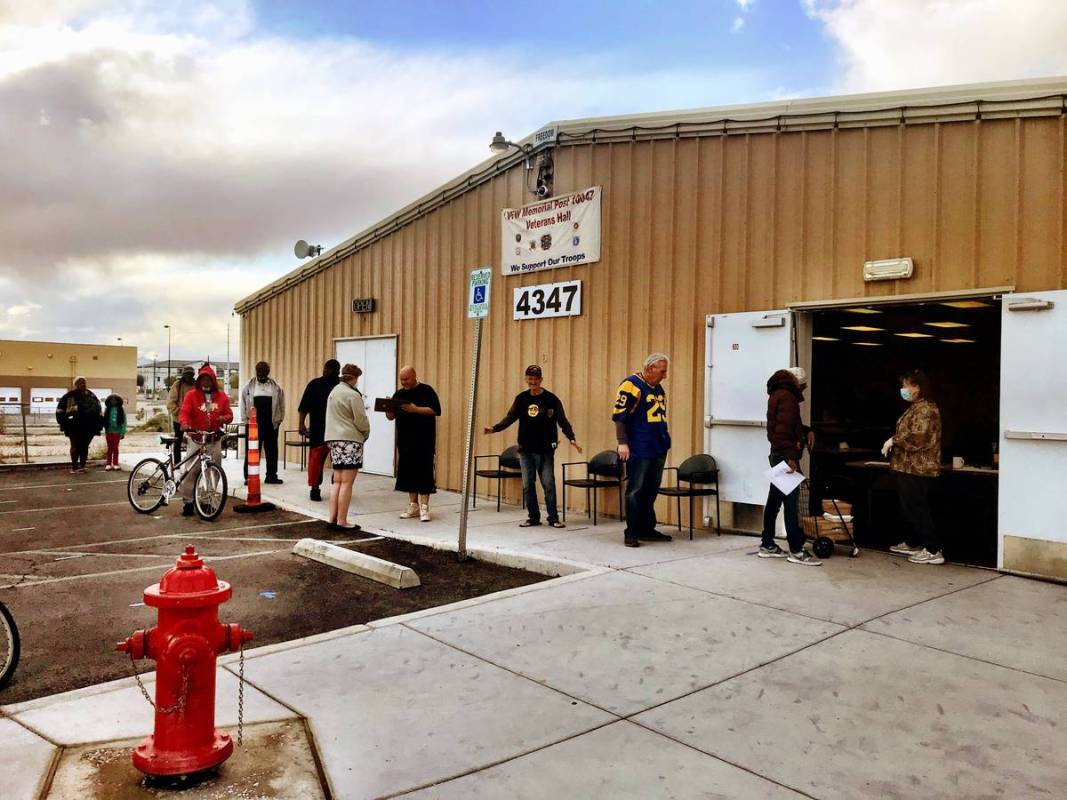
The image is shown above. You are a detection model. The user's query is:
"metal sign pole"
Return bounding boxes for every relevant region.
[457,317,483,562]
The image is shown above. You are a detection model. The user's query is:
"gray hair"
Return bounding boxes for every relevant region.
[643,353,670,369]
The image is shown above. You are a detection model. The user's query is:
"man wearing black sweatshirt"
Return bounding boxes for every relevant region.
[485,365,582,528]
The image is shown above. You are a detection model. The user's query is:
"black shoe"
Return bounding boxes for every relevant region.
[181,502,195,517]
[624,537,641,548]
[309,487,321,501]
[637,530,673,542]
[265,476,284,485]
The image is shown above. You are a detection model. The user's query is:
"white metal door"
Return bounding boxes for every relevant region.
[705,310,794,505]
[335,336,397,477]
[998,290,1067,566]
[31,388,65,414]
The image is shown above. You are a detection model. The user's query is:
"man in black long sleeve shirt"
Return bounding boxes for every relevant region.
[484,364,582,527]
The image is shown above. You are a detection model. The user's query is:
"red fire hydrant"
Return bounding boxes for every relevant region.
[117,545,253,777]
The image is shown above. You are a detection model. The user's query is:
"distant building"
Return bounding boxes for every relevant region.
[136,359,239,396]
[0,340,137,413]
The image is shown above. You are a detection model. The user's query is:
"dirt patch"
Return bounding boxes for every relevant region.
[0,470,549,704]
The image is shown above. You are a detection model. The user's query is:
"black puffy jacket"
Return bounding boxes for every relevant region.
[766,370,806,460]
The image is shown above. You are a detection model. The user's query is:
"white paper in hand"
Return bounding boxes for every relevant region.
[766,460,804,496]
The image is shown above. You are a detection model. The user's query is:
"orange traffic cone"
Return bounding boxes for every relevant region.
[235,407,275,513]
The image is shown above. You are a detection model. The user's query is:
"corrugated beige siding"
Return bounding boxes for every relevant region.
[241,116,1067,525]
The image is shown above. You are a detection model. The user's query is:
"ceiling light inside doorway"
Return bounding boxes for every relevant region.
[843,308,883,314]
[852,341,883,347]
[924,321,971,328]
[940,300,991,309]
[894,332,934,338]
[842,325,884,332]
[813,336,840,341]
[942,338,976,344]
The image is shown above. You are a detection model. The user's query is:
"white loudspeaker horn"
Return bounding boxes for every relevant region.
[294,240,310,259]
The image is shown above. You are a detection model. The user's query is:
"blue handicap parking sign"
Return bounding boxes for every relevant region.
[473,285,486,304]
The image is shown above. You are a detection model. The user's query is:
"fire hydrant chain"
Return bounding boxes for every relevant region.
[237,640,245,746]
[128,650,188,715]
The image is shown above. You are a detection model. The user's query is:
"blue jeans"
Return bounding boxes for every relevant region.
[519,451,557,523]
[761,451,806,553]
[624,455,666,538]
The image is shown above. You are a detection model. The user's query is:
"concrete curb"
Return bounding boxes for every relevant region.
[293,537,421,589]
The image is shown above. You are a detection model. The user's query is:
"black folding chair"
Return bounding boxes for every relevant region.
[657,454,721,539]
[473,445,523,512]
[561,450,625,525]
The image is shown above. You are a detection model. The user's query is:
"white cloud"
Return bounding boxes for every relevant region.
[0,3,773,357]
[804,0,1067,92]
[6,302,42,317]
[731,16,745,33]
[736,0,756,10]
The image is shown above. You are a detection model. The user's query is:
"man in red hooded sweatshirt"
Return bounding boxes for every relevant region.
[179,364,233,517]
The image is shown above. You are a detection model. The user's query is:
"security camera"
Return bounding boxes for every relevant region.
[535,182,550,199]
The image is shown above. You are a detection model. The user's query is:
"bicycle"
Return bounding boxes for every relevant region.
[0,599,19,690]
[127,430,231,521]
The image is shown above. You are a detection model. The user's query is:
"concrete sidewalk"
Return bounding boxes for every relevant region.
[4,457,1066,798]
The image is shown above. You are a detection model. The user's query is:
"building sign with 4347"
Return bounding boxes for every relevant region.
[512,279,581,321]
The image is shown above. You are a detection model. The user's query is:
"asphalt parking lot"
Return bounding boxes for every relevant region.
[0,467,545,704]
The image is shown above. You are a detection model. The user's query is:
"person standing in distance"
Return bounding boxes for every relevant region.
[241,361,285,484]
[484,364,581,528]
[166,366,196,466]
[298,359,341,502]
[387,366,441,522]
[613,354,672,547]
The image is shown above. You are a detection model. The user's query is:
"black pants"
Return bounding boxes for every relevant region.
[68,433,92,468]
[172,422,184,466]
[624,455,666,539]
[895,472,940,553]
[761,452,806,553]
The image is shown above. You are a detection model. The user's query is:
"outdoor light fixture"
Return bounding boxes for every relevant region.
[1007,297,1055,312]
[863,257,913,282]
[489,131,552,198]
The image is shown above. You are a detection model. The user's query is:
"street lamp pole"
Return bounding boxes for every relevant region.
[164,324,172,385]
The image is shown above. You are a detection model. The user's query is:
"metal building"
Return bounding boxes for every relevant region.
[236,77,1067,582]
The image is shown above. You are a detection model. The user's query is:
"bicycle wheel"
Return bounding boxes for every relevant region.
[194,462,228,521]
[128,458,168,514]
[0,600,20,690]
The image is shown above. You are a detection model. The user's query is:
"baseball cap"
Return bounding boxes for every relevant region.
[524,364,542,377]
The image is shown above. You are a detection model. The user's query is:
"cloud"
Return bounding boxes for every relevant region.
[0,2,774,357]
[731,16,745,33]
[804,0,1067,92]
[736,0,756,9]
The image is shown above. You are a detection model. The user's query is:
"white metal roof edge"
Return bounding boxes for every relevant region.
[235,77,1067,314]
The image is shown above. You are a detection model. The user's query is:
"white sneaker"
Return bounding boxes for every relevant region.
[908,548,945,565]
[889,542,922,556]
[787,549,822,566]
[399,503,419,519]
[419,504,431,522]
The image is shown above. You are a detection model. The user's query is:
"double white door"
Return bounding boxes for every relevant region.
[334,336,397,476]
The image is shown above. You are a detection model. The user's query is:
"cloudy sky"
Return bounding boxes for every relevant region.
[2,0,1066,362]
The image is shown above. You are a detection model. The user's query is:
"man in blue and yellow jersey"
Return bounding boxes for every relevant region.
[613,354,672,547]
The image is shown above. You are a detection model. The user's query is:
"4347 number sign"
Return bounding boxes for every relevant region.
[513,279,582,321]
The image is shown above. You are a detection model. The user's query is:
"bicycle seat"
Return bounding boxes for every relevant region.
[159,435,178,445]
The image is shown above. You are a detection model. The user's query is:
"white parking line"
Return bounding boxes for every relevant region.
[0,479,128,491]
[0,548,287,589]
[0,501,127,515]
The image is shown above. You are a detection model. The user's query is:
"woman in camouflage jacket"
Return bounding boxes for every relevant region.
[882,370,944,565]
